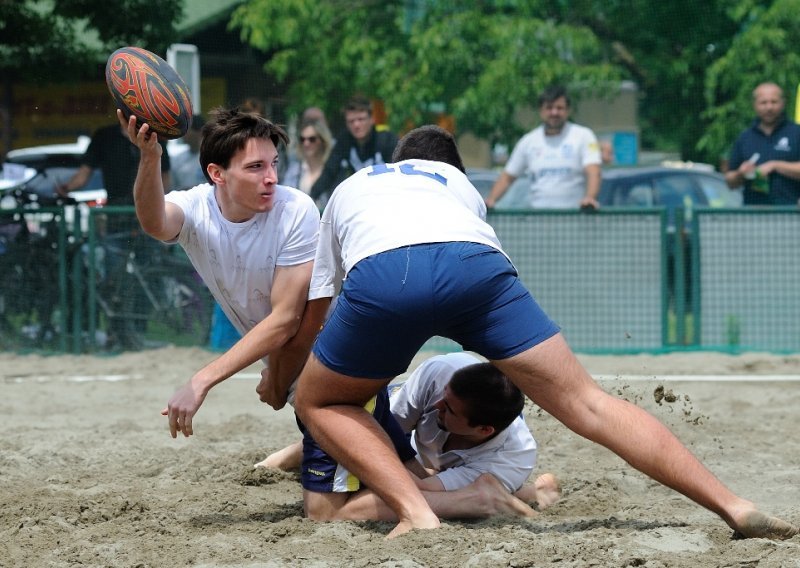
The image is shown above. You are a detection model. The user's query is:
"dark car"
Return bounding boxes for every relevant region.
[599,165,740,229]
[468,164,740,219]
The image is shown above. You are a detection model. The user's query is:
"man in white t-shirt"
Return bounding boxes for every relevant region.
[120,107,322,437]
[485,85,602,209]
[280,125,796,540]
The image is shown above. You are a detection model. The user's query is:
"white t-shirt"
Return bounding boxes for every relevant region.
[309,159,506,299]
[390,352,537,493]
[505,122,601,208]
[165,183,320,343]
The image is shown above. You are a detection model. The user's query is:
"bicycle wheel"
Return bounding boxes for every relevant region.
[133,265,213,346]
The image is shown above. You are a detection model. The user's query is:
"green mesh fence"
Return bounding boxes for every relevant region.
[423,209,668,353]
[0,206,70,351]
[0,206,213,353]
[3,205,799,354]
[692,208,800,352]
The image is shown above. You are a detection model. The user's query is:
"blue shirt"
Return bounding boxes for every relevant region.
[729,116,800,205]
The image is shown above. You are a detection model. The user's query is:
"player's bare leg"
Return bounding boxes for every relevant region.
[514,473,561,511]
[254,440,302,470]
[493,332,798,540]
[294,355,440,538]
[306,473,535,522]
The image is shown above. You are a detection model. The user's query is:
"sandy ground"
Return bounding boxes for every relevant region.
[1,347,799,567]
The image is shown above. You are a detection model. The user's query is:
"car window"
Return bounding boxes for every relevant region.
[605,180,654,207]
[653,175,706,207]
[696,175,742,207]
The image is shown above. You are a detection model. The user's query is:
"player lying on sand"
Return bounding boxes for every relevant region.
[278,124,798,539]
[260,353,560,521]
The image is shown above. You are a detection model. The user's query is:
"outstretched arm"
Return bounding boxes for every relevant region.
[163,261,313,437]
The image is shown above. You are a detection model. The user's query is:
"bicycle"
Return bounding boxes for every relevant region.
[79,218,214,351]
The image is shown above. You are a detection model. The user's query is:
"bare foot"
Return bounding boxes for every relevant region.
[471,474,537,518]
[254,441,302,470]
[731,509,799,540]
[514,473,561,511]
[386,512,440,539]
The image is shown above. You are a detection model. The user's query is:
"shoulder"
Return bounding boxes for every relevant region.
[568,122,598,139]
[375,128,399,144]
[276,185,320,218]
[413,352,482,385]
[780,121,800,136]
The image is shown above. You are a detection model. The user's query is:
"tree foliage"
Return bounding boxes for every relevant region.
[699,0,800,161]
[227,0,800,162]
[0,0,183,82]
[231,0,619,143]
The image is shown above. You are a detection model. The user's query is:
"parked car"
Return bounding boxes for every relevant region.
[465,168,530,209]
[4,136,106,204]
[599,165,741,229]
[4,136,189,205]
[467,164,740,218]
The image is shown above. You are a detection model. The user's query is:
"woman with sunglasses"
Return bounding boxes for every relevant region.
[283,118,333,198]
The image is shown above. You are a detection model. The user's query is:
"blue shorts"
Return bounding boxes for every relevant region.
[312,242,560,378]
[299,387,416,493]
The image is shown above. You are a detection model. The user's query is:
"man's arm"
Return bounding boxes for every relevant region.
[119,111,185,241]
[164,261,313,437]
[257,297,331,410]
[56,165,93,196]
[757,159,800,180]
[484,171,517,209]
[580,163,602,208]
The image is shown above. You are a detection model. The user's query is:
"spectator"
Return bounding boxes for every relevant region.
[57,121,171,232]
[282,118,333,196]
[725,82,800,205]
[170,114,206,191]
[485,85,602,209]
[310,95,398,203]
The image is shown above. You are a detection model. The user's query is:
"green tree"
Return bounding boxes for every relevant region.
[699,0,800,163]
[544,0,739,161]
[0,0,183,82]
[231,0,618,143]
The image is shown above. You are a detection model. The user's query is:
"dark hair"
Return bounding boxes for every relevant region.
[448,363,525,434]
[199,107,289,184]
[391,125,465,173]
[538,85,571,108]
[343,95,372,115]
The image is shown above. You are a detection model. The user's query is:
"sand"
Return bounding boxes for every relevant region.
[1,347,799,567]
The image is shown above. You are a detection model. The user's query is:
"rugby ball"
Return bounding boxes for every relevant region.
[105,46,193,140]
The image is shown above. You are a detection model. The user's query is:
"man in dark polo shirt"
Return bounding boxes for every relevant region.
[725,82,800,205]
[59,122,171,207]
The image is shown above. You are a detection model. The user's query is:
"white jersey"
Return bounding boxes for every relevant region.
[309,159,505,299]
[165,183,320,343]
[505,122,601,208]
[390,352,537,493]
